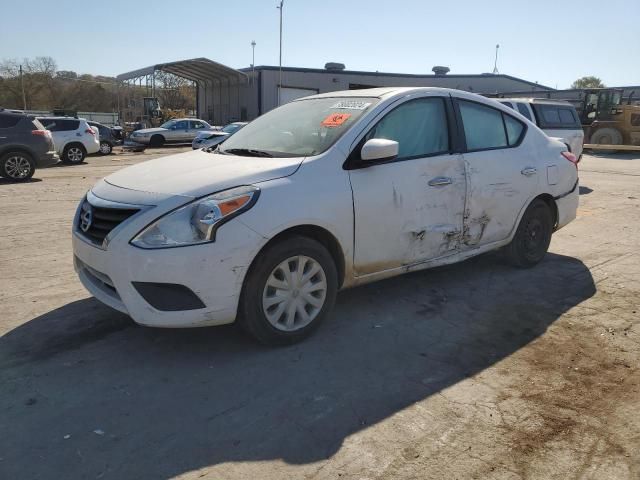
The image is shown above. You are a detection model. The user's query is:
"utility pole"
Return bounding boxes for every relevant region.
[19,64,27,110]
[251,40,256,85]
[492,44,500,74]
[277,0,283,105]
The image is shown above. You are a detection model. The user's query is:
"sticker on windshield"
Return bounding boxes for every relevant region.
[321,113,352,127]
[330,100,372,110]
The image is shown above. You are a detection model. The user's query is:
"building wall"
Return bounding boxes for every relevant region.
[197,68,552,124]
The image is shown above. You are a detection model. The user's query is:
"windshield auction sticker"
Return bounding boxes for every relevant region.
[331,101,371,110]
[321,113,352,127]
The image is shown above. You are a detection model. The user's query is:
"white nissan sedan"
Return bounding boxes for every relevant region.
[72,87,579,345]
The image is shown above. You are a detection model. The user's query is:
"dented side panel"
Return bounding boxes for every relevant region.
[349,153,466,276]
[460,138,541,247]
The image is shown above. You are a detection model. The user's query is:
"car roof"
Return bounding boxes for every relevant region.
[498,98,574,106]
[38,116,86,120]
[300,87,511,108]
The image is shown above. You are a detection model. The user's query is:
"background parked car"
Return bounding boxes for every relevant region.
[192,122,247,150]
[130,118,214,147]
[0,109,59,181]
[88,121,123,155]
[498,98,584,158]
[38,117,100,163]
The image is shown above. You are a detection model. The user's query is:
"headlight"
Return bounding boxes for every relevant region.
[130,185,260,249]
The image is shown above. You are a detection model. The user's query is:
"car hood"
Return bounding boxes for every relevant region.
[104,149,304,198]
[133,127,167,134]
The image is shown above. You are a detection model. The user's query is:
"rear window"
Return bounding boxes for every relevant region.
[0,114,21,129]
[40,119,80,131]
[516,103,533,121]
[532,104,581,129]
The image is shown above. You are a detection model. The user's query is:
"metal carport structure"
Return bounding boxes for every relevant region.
[117,58,248,125]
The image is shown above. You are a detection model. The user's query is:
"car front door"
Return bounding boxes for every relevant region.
[348,96,466,276]
[188,120,207,140]
[455,98,537,247]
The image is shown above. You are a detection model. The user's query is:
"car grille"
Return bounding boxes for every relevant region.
[78,199,139,246]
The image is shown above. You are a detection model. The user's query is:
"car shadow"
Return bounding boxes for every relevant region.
[579,185,593,195]
[0,177,43,185]
[0,252,595,479]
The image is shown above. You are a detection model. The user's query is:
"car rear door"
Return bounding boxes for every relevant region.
[454,97,538,247]
[348,95,466,276]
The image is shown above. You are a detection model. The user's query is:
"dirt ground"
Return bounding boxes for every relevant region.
[0,147,638,480]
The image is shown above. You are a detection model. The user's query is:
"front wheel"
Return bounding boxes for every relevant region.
[504,199,553,268]
[239,236,338,345]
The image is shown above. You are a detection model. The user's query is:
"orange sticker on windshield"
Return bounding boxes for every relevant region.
[321,113,351,127]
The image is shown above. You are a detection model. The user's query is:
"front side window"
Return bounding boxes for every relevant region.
[365,97,449,159]
[221,97,379,157]
[173,120,188,130]
[459,101,507,150]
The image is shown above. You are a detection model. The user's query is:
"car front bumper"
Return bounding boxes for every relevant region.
[72,197,266,328]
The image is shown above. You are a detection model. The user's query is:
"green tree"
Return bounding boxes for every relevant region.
[571,76,605,89]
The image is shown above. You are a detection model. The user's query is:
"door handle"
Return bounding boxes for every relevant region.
[428,176,453,187]
[521,167,537,177]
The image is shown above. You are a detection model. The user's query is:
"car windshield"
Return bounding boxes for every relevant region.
[221,123,241,134]
[219,97,378,157]
[160,120,176,129]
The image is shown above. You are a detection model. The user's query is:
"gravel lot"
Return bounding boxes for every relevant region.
[0,147,638,479]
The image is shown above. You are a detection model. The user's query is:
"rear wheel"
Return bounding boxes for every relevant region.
[99,141,113,155]
[62,144,86,164]
[239,235,338,345]
[590,127,623,153]
[150,135,165,147]
[1,151,35,182]
[504,199,553,268]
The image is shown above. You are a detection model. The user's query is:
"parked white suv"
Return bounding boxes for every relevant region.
[38,117,100,163]
[497,99,584,159]
[73,87,579,345]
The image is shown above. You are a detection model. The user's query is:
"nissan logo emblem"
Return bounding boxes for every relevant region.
[80,204,93,233]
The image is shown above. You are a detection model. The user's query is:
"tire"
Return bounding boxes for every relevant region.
[590,128,623,154]
[99,141,113,155]
[150,135,165,147]
[62,144,86,164]
[239,235,338,345]
[504,199,553,268]
[0,151,35,182]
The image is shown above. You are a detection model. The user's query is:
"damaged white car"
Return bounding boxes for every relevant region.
[72,87,579,345]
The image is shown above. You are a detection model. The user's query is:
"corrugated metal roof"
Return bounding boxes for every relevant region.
[117,58,247,83]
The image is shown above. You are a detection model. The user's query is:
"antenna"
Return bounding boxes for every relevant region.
[492,44,500,74]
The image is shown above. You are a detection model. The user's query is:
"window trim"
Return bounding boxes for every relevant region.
[453,98,527,153]
[344,96,458,170]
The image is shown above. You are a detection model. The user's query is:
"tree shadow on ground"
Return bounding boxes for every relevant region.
[0,252,595,479]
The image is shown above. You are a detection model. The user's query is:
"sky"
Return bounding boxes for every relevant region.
[1,0,639,89]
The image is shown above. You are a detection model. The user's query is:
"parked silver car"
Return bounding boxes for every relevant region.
[191,122,247,150]
[130,118,214,147]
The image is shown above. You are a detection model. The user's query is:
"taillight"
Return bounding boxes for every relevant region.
[31,130,49,137]
[561,151,578,169]
[86,128,96,135]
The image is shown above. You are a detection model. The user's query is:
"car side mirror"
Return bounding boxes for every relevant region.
[360,138,399,162]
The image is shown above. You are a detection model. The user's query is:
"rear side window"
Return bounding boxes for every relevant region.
[0,114,21,129]
[516,103,533,121]
[191,121,206,129]
[365,97,449,159]
[532,105,581,129]
[41,119,80,131]
[459,100,525,151]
